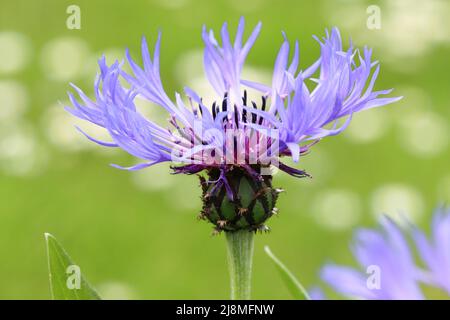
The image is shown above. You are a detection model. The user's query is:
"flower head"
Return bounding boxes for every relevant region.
[66,18,400,232]
[319,206,450,300]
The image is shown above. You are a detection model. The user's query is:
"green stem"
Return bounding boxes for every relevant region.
[225,230,254,300]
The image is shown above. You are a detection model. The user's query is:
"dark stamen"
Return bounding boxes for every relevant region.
[212,102,217,119]
[222,93,228,112]
[261,96,267,111]
[251,101,258,123]
[233,136,238,163]
[242,90,247,106]
[233,105,239,128]
[258,113,264,125]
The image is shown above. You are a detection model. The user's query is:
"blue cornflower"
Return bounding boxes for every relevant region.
[66,18,400,231]
[320,206,450,299]
[413,207,450,295]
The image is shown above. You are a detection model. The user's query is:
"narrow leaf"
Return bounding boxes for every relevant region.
[45,233,101,300]
[264,245,311,300]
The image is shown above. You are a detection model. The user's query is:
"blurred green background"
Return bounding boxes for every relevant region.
[0,0,448,299]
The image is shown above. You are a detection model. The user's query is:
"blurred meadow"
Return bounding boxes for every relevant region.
[0,0,449,299]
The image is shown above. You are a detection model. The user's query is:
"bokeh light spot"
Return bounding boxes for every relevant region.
[398,110,448,157]
[97,281,137,300]
[0,81,29,123]
[0,31,31,74]
[345,109,390,144]
[371,183,425,224]
[41,37,90,81]
[0,123,47,176]
[311,189,362,231]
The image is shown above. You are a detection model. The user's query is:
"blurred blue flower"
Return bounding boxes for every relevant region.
[413,206,450,295]
[66,18,400,180]
[320,206,450,300]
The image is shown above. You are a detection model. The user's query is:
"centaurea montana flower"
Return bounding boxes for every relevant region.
[66,18,400,232]
[320,206,450,300]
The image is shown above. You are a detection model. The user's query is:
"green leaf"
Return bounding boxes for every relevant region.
[45,233,101,300]
[264,246,310,300]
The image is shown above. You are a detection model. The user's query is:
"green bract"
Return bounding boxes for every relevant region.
[199,166,281,232]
